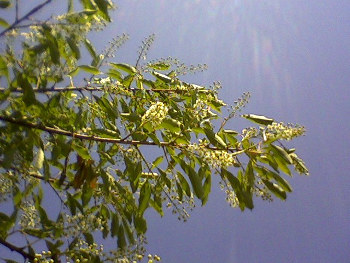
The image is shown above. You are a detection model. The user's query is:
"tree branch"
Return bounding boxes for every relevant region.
[0,237,35,261]
[0,86,190,94]
[0,0,53,38]
[0,115,246,153]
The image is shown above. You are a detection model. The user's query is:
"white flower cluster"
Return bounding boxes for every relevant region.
[241,127,259,140]
[67,240,104,262]
[141,102,168,128]
[64,212,106,236]
[188,144,235,168]
[0,174,12,201]
[265,122,305,141]
[20,201,40,229]
[125,147,141,162]
[219,181,239,208]
[33,250,53,263]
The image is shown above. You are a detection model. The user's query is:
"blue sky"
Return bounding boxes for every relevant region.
[102,1,349,262]
[1,1,349,262]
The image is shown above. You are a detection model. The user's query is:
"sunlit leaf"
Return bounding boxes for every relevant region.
[243,114,274,126]
[110,63,137,74]
[0,17,9,28]
[78,65,101,75]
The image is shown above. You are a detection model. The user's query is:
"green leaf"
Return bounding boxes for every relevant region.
[215,133,227,148]
[84,38,97,59]
[0,55,9,79]
[0,1,11,8]
[148,62,171,71]
[254,166,292,192]
[110,63,137,75]
[159,118,181,133]
[68,0,74,12]
[271,144,293,164]
[72,144,91,160]
[117,226,127,249]
[152,71,173,83]
[0,17,9,28]
[18,74,36,106]
[243,114,274,126]
[151,156,164,169]
[202,172,211,205]
[107,69,123,81]
[262,179,287,200]
[177,172,191,197]
[67,37,81,59]
[134,216,147,234]
[138,181,151,215]
[180,161,204,200]
[78,65,101,75]
[94,0,111,21]
[43,29,60,64]
[111,214,120,237]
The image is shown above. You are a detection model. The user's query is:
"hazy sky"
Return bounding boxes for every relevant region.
[103,1,350,262]
[1,1,349,262]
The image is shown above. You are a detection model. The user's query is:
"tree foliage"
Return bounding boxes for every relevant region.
[0,1,308,262]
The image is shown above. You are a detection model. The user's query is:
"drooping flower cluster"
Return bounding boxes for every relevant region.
[19,201,40,229]
[188,143,236,168]
[64,212,107,236]
[66,240,104,262]
[141,102,169,128]
[290,153,309,175]
[0,173,12,201]
[33,250,54,263]
[265,122,305,141]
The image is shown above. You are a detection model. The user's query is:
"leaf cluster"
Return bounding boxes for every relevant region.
[0,1,308,262]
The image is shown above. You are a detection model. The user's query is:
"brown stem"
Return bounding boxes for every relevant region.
[0,86,187,94]
[0,115,245,153]
[0,237,35,261]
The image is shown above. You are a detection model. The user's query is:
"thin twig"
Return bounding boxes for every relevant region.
[0,0,53,37]
[0,237,35,261]
[15,0,19,22]
[0,86,187,94]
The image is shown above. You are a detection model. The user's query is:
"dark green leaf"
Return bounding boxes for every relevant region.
[134,216,147,234]
[111,214,120,237]
[138,181,151,215]
[0,1,11,8]
[271,144,293,164]
[262,179,287,200]
[67,37,81,59]
[72,143,91,160]
[117,226,126,249]
[18,74,36,106]
[176,172,191,197]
